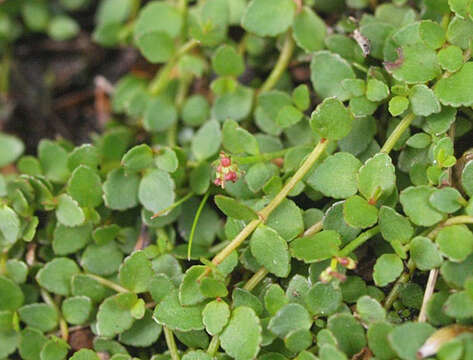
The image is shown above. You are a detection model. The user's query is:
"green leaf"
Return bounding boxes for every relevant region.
[419,20,446,49]
[119,251,154,293]
[268,303,312,338]
[143,96,177,132]
[220,306,262,360]
[53,223,92,255]
[134,2,182,38]
[69,349,99,360]
[389,96,410,116]
[358,153,396,201]
[103,168,140,210]
[56,194,85,227]
[40,337,69,360]
[96,293,138,337]
[310,98,353,141]
[367,322,397,360]
[366,79,389,102]
[356,296,386,324]
[5,259,28,284]
[201,278,227,300]
[436,225,473,262]
[461,160,473,197]
[307,152,361,200]
[190,162,211,195]
[250,225,290,277]
[410,236,443,271]
[0,133,24,167]
[446,16,473,49]
[343,195,378,228]
[214,195,258,222]
[437,45,464,72]
[327,313,366,357]
[0,275,24,311]
[388,322,435,360]
[81,241,124,276]
[264,284,288,316]
[48,16,79,41]
[310,51,355,101]
[276,105,303,129]
[290,230,341,263]
[139,169,175,214]
[242,0,295,37]
[293,7,326,52]
[448,0,473,18]
[179,266,206,306]
[153,291,204,331]
[121,144,153,172]
[212,85,254,122]
[373,254,403,287]
[136,31,174,64]
[434,62,473,107]
[182,95,210,127]
[61,296,93,325]
[379,206,414,244]
[305,282,342,316]
[19,328,47,360]
[400,186,445,226]
[202,300,230,335]
[191,120,222,161]
[409,84,441,117]
[292,84,310,111]
[0,205,20,248]
[36,258,79,296]
[429,187,464,213]
[119,309,162,347]
[266,199,304,241]
[443,291,473,318]
[68,165,102,208]
[222,120,259,155]
[212,45,244,77]
[390,43,441,84]
[38,140,70,184]
[18,303,58,332]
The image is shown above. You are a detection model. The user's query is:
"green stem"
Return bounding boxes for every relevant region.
[0,252,6,275]
[188,191,210,260]
[164,326,180,360]
[384,259,416,310]
[427,215,473,239]
[85,273,129,293]
[208,140,329,272]
[258,31,295,94]
[338,226,380,257]
[234,149,290,165]
[244,267,269,291]
[207,335,220,357]
[149,39,199,96]
[41,289,69,341]
[151,192,195,219]
[380,113,415,154]
[302,220,323,237]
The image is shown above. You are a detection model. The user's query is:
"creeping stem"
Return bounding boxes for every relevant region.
[148,39,200,96]
[41,289,69,341]
[204,140,329,275]
[164,326,180,360]
[380,112,415,154]
[258,31,295,94]
[338,226,381,257]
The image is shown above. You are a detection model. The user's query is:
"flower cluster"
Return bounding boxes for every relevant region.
[213,152,240,189]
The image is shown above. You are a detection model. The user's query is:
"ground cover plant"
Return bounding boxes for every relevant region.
[1,0,473,359]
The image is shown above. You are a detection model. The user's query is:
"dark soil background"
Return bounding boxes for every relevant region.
[0,1,146,153]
